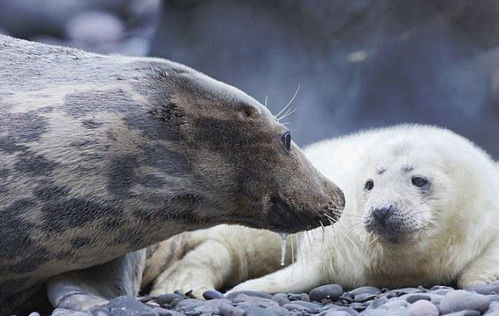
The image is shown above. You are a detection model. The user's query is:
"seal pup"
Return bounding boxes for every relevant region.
[0,35,345,314]
[153,124,499,296]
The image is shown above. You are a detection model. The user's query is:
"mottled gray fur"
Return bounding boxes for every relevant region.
[0,35,344,314]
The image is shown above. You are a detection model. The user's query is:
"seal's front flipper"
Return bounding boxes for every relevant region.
[46,250,146,311]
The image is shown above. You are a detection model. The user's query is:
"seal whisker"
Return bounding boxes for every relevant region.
[275,84,301,121]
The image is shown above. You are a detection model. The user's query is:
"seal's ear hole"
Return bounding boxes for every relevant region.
[239,104,258,119]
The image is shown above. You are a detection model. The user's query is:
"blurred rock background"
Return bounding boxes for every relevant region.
[2,0,499,156]
[0,0,160,55]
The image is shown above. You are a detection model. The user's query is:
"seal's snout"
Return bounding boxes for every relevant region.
[365,204,416,242]
[372,205,394,224]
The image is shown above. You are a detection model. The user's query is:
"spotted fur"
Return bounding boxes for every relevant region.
[0,35,344,314]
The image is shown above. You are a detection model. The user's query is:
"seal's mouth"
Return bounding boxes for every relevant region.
[264,195,341,233]
[364,216,423,244]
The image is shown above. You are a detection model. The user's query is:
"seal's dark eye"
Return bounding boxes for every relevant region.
[364,180,374,191]
[411,176,429,188]
[281,131,291,150]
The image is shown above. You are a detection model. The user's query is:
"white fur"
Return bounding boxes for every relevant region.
[150,125,499,295]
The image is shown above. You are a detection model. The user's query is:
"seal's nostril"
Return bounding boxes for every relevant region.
[372,206,393,223]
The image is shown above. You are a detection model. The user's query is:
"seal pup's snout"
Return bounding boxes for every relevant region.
[365,204,407,242]
[371,205,394,224]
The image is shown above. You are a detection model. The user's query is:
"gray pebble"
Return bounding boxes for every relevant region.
[273,293,290,306]
[193,299,232,314]
[354,293,379,302]
[394,288,424,295]
[467,284,499,295]
[156,294,183,306]
[237,302,276,316]
[29,313,42,316]
[322,312,351,316]
[105,296,157,316]
[442,311,480,316]
[408,300,438,316]
[154,309,182,316]
[88,308,111,316]
[321,305,359,315]
[174,298,204,312]
[233,294,279,308]
[401,294,431,303]
[203,290,225,300]
[219,303,245,316]
[370,297,388,309]
[291,300,321,311]
[361,309,389,316]
[310,284,344,301]
[51,309,89,316]
[350,302,369,311]
[226,290,274,300]
[283,303,313,312]
[439,290,490,314]
[349,286,381,296]
[65,10,124,44]
[381,299,409,310]
[266,306,292,316]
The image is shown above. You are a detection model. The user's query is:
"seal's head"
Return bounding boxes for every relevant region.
[134,61,344,233]
[353,126,496,244]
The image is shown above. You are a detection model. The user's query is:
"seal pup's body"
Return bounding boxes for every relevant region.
[0,35,344,314]
[154,125,499,295]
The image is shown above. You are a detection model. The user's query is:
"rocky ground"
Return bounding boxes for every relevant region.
[42,282,499,316]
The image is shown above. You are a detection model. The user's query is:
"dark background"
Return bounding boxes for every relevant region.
[2,0,499,157]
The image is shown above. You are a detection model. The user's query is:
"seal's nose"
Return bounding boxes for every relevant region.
[372,205,394,224]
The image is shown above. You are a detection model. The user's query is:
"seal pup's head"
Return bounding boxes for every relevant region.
[353,125,497,245]
[129,60,344,233]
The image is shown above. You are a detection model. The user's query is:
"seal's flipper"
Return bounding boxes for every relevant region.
[46,250,146,311]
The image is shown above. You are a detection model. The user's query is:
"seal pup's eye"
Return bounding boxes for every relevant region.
[281,131,292,150]
[364,180,374,191]
[411,176,429,188]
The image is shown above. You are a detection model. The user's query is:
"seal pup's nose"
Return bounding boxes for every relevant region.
[372,205,394,224]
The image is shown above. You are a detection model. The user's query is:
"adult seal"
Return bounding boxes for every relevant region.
[0,35,345,314]
[155,125,499,295]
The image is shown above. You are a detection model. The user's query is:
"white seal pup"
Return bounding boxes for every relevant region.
[151,124,499,296]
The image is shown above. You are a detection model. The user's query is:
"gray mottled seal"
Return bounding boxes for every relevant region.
[0,35,344,315]
[154,125,499,296]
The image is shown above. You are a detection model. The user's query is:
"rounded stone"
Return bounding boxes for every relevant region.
[156,293,183,306]
[439,290,490,314]
[408,300,438,316]
[354,293,379,302]
[321,312,351,316]
[310,284,344,301]
[402,294,431,304]
[467,284,499,295]
[273,293,290,306]
[441,311,480,316]
[203,290,225,300]
[283,303,312,312]
[226,290,274,300]
[349,286,381,296]
[370,297,388,309]
[219,303,245,316]
[65,10,124,44]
